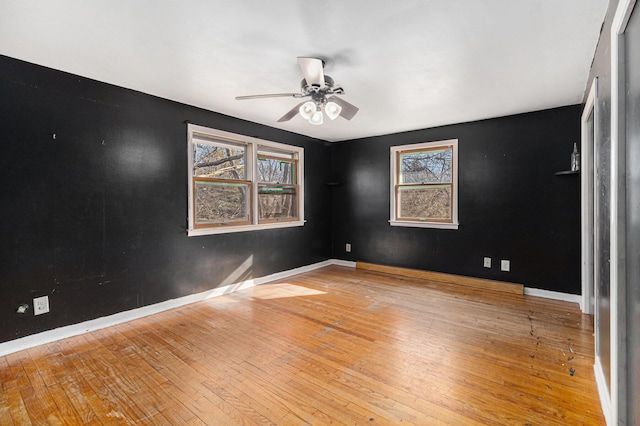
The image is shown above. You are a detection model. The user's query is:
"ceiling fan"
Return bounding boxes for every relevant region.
[235,57,359,125]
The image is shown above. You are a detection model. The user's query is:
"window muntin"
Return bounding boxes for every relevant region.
[390,140,458,229]
[187,124,304,235]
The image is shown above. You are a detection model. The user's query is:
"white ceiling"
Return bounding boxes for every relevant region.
[0,0,608,142]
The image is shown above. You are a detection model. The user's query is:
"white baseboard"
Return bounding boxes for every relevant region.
[524,287,581,305]
[0,259,355,357]
[594,356,612,426]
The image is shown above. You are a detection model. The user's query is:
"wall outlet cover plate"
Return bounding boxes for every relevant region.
[501,260,510,272]
[34,296,50,315]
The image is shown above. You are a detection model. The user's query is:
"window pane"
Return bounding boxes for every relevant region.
[399,148,452,184]
[194,181,250,225]
[258,185,297,220]
[194,143,245,180]
[398,185,451,220]
[258,157,295,184]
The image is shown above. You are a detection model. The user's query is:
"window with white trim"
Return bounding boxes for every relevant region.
[390,139,459,230]
[187,124,304,236]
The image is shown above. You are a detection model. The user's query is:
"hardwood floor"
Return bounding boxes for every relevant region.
[0,266,604,425]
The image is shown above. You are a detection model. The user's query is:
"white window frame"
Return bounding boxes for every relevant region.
[389,139,459,230]
[187,123,304,236]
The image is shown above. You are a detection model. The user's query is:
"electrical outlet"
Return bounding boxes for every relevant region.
[345,243,352,253]
[501,260,510,272]
[33,296,49,315]
[483,257,491,268]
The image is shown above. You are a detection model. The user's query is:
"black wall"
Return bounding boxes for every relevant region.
[330,106,582,293]
[0,54,584,345]
[0,55,333,344]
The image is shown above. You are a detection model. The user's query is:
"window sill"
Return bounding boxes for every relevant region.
[389,220,459,230]
[188,220,305,236]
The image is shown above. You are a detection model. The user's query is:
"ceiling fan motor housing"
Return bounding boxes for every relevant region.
[301,76,333,92]
[301,75,344,104]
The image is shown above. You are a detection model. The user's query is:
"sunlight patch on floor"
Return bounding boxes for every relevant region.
[204,282,326,305]
[249,283,326,299]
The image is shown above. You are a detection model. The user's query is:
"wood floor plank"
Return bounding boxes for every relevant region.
[19,351,64,420]
[229,360,339,425]
[85,330,177,425]
[4,351,56,426]
[48,353,104,425]
[0,372,15,426]
[0,265,605,424]
[3,379,32,425]
[157,333,289,424]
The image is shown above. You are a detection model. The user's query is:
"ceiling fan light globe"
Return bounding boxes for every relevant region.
[299,101,316,119]
[325,101,342,120]
[309,110,324,125]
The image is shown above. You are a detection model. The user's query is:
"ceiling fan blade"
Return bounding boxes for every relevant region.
[298,57,325,88]
[330,96,359,120]
[236,93,300,100]
[277,101,305,122]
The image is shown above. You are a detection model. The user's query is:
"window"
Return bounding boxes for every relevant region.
[192,136,251,227]
[390,139,458,230]
[257,149,298,222]
[188,124,304,235]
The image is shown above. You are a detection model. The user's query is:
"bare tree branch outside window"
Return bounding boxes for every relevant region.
[397,147,453,221]
[187,125,304,234]
[257,156,297,221]
[193,143,249,224]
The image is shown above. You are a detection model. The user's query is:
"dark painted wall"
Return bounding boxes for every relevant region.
[0,53,586,346]
[0,55,333,344]
[331,106,582,294]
